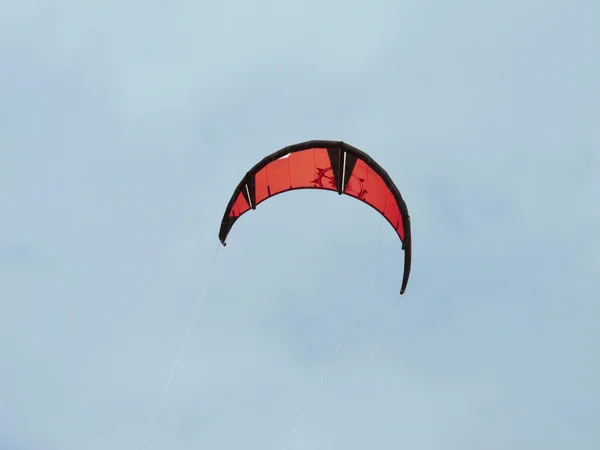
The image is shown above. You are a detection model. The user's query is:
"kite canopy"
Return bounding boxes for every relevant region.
[218,140,412,294]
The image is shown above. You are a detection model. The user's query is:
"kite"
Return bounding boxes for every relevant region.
[218,140,412,294]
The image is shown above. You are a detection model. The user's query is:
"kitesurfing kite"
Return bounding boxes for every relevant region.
[218,140,412,294]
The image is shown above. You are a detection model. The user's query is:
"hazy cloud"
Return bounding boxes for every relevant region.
[1,0,598,449]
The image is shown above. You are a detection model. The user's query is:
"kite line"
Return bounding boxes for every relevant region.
[140,242,222,450]
[282,219,384,450]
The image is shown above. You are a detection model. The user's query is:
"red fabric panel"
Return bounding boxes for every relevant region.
[228,191,250,217]
[346,159,405,240]
[254,148,334,204]
[232,148,405,242]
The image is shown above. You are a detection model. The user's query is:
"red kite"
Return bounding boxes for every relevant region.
[218,140,412,294]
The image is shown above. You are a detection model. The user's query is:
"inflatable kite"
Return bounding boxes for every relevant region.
[218,140,412,294]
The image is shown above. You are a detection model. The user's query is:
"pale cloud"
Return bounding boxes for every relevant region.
[1,0,598,449]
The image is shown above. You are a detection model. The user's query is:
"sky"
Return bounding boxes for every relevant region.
[1,0,599,449]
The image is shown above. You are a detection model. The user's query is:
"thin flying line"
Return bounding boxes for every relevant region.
[282,278,376,450]
[140,244,222,450]
[282,219,383,450]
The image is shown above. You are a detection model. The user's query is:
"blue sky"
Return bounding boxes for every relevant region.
[1,0,599,449]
